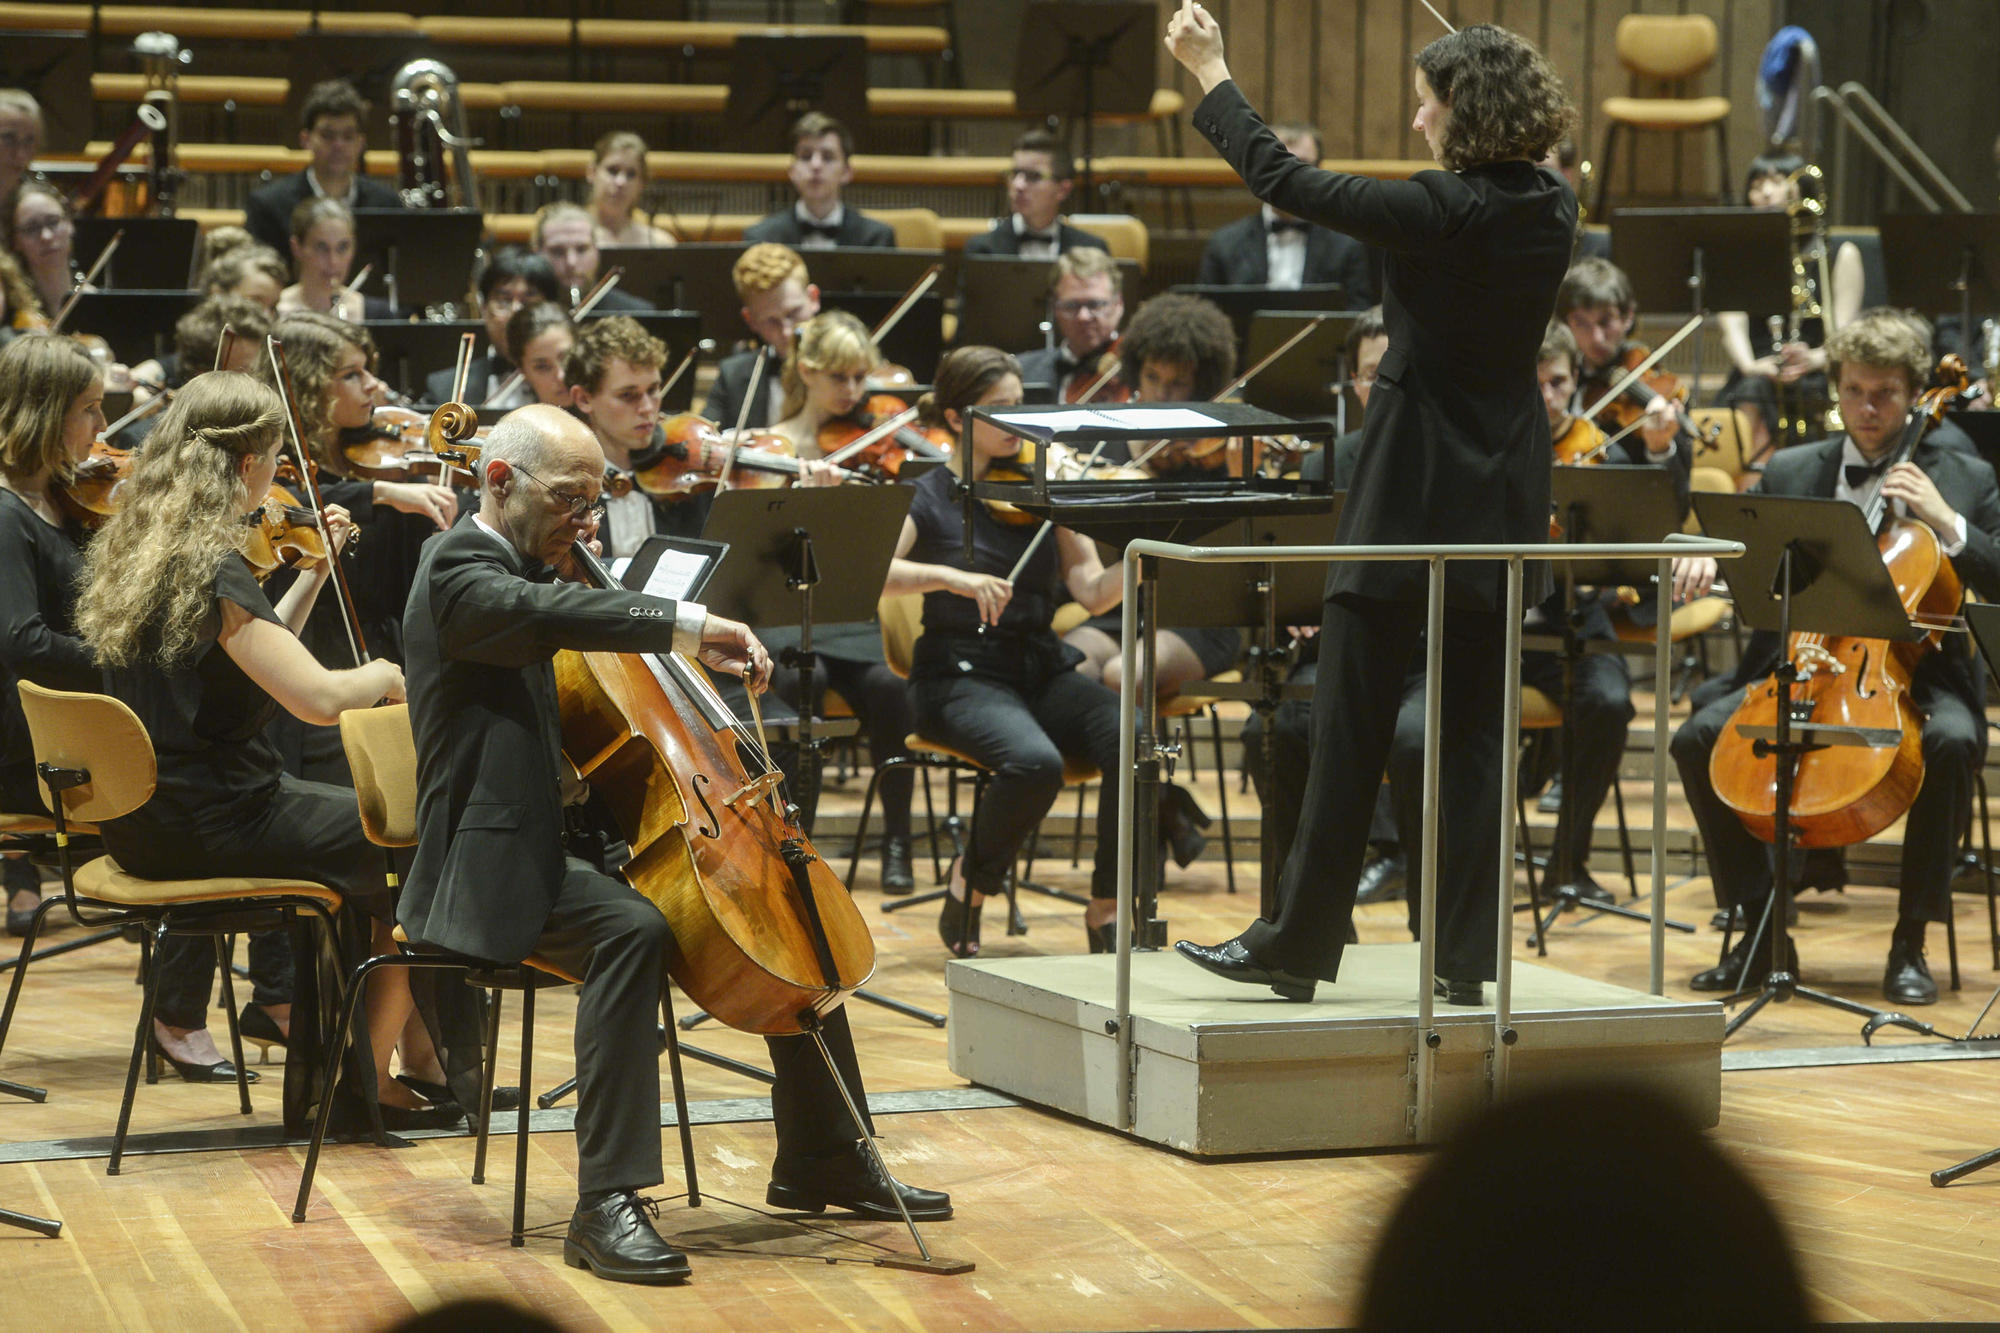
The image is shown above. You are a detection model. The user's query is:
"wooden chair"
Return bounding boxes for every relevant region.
[1687,406,1756,490]
[1069,214,1149,272]
[1515,684,1640,950]
[289,703,699,1245]
[1594,14,1731,215]
[9,682,343,1175]
[870,206,944,252]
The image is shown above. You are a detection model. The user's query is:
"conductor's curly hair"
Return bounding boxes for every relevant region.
[1415,25,1576,173]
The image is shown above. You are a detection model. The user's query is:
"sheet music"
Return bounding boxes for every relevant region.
[993,407,1227,433]
[641,549,711,603]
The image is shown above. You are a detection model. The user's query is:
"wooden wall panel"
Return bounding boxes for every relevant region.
[1152,0,1782,204]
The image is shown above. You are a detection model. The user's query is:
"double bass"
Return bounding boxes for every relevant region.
[1709,357,1973,848]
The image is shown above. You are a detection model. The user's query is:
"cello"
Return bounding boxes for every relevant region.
[1709,357,1973,848]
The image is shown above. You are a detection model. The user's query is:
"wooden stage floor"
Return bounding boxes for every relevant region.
[4,709,2000,1329]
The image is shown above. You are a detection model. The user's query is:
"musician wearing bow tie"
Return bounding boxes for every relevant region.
[1670,309,2000,1006]
[1016,249,1125,400]
[963,131,1112,262]
[744,112,897,251]
[1196,120,1378,307]
[703,244,820,434]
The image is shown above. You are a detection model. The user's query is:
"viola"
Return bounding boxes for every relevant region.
[53,440,133,529]
[815,393,952,479]
[1709,357,1973,848]
[241,483,331,581]
[629,413,858,497]
[1064,342,1131,406]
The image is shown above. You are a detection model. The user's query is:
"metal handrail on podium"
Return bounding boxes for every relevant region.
[1110,533,1745,1142]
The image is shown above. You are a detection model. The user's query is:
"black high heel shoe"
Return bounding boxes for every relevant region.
[1087,919,1118,954]
[395,1073,523,1114]
[237,1005,288,1064]
[1159,784,1212,870]
[148,1031,259,1084]
[938,886,982,958]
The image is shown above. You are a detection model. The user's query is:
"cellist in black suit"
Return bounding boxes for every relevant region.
[1168,11,1579,1003]
[399,404,947,1285]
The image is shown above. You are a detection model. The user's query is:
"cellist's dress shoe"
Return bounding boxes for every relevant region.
[1559,873,1615,907]
[767,1143,953,1221]
[1690,932,1797,993]
[1433,977,1484,1006]
[1354,853,1406,905]
[1883,924,1937,1006]
[880,836,915,895]
[564,1191,691,1285]
[1174,936,1317,1001]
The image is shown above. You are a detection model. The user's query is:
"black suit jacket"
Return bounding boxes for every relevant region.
[243,171,404,255]
[1725,434,2000,712]
[1195,211,1380,309]
[422,352,509,408]
[744,209,897,248]
[962,218,1108,259]
[1194,82,1576,612]
[399,520,692,961]
[701,347,779,432]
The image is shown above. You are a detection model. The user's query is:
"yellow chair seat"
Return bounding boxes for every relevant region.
[906,734,1098,786]
[1601,96,1731,129]
[0,812,97,837]
[1612,596,1730,645]
[1161,669,1243,717]
[1520,687,1564,730]
[74,854,341,910]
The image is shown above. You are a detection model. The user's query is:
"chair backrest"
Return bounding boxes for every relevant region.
[339,703,420,849]
[871,206,944,251]
[1688,406,1753,483]
[1070,213,1149,271]
[1615,14,1718,83]
[878,592,924,680]
[16,682,158,823]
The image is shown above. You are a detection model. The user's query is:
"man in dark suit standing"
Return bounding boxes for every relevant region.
[1196,120,1379,309]
[401,404,949,1284]
[702,243,820,432]
[962,130,1112,261]
[1670,310,2000,1006]
[743,112,898,250]
[1167,12,1579,1003]
[244,80,404,256]
[1015,248,1125,399]
[535,203,653,314]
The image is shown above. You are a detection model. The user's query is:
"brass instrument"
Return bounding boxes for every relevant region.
[1773,161,1838,443]
[132,31,183,218]
[1982,318,1997,395]
[389,59,478,211]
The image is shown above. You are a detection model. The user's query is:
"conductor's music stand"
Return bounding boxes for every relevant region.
[1533,467,1699,945]
[1012,2,1155,201]
[1878,214,2000,379]
[350,208,484,316]
[74,217,198,290]
[1691,491,1938,1041]
[699,485,945,1028]
[1610,207,1793,397]
[724,35,868,155]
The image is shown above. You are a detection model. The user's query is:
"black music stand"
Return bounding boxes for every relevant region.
[365,319,483,402]
[602,243,745,343]
[1610,208,1793,394]
[1239,311,1361,430]
[958,254,1141,357]
[699,485,944,1028]
[1169,284,1349,358]
[350,209,484,316]
[1013,2,1155,200]
[1690,492,1936,1041]
[1878,214,2000,378]
[0,32,90,153]
[808,249,943,295]
[725,34,868,154]
[1532,467,1699,946]
[60,291,201,366]
[817,290,944,383]
[73,217,198,290]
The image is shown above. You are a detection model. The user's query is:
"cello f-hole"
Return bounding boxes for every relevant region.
[690,773,722,839]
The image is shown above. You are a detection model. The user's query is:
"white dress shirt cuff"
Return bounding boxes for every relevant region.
[673,601,708,656]
[1943,513,1968,558]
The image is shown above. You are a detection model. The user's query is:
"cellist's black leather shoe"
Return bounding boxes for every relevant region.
[1174,936,1317,1001]
[1883,922,1937,1006]
[564,1191,691,1285]
[768,1144,953,1221]
[880,836,915,894]
[1690,933,1797,993]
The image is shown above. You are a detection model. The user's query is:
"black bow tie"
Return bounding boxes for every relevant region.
[800,219,841,239]
[1844,458,1892,488]
[1021,229,1059,246]
[1268,217,1309,236]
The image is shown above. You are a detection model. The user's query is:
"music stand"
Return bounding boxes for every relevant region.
[0,32,90,154]
[1169,284,1349,357]
[73,217,198,291]
[365,319,483,402]
[699,485,942,1027]
[1239,312,1360,425]
[1531,467,1699,945]
[602,243,745,344]
[958,255,1141,357]
[1690,492,1935,1041]
[1878,214,2000,375]
[1610,208,1793,394]
[350,209,484,316]
[818,290,944,383]
[60,291,201,366]
[1013,2,1155,200]
[807,248,943,296]
[724,35,868,154]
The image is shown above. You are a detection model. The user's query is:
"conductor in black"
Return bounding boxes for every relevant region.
[1166,11,1579,1004]
[400,404,949,1285]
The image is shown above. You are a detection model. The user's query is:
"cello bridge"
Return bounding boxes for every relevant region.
[722,771,786,809]
[1795,644,1842,678]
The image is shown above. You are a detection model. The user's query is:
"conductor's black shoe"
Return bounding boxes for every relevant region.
[880,836,915,895]
[1173,937,1317,1001]
[564,1191,691,1285]
[1536,777,1564,815]
[1883,923,1937,1006]
[1433,977,1484,1006]
[1690,933,1797,993]
[768,1144,953,1221]
[1354,854,1406,906]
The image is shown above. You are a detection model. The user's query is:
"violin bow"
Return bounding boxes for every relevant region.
[100,392,168,440]
[571,267,625,321]
[1419,0,1457,34]
[818,404,924,468]
[717,350,769,491]
[1002,438,1118,584]
[49,229,123,333]
[1127,315,1327,473]
[1071,354,1123,405]
[1575,313,1702,427]
[659,339,707,404]
[266,336,370,666]
[213,323,236,374]
[447,331,477,407]
[870,264,942,345]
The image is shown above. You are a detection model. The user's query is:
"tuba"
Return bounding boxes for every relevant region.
[389,59,478,210]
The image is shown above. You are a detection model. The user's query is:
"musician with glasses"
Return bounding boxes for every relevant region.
[243,80,402,258]
[963,131,1110,261]
[1016,248,1126,400]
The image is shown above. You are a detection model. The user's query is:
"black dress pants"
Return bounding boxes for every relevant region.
[1241,593,1508,983]
[775,656,916,841]
[1519,645,1635,878]
[1670,683,1975,926]
[530,860,872,1197]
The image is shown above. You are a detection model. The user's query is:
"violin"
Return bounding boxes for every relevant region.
[1709,357,1973,848]
[1581,345,1691,434]
[1551,412,1610,466]
[978,438,1147,526]
[815,393,952,479]
[629,412,858,498]
[241,483,331,581]
[1064,341,1131,406]
[53,440,133,529]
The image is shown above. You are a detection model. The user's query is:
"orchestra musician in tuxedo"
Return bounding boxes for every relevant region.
[1015,248,1126,401]
[423,248,563,408]
[702,243,821,434]
[534,204,653,315]
[1669,309,2000,1006]
[243,80,402,257]
[743,112,898,250]
[1196,118,1379,308]
[399,402,948,1285]
[962,130,1112,261]
[1167,12,1579,1004]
